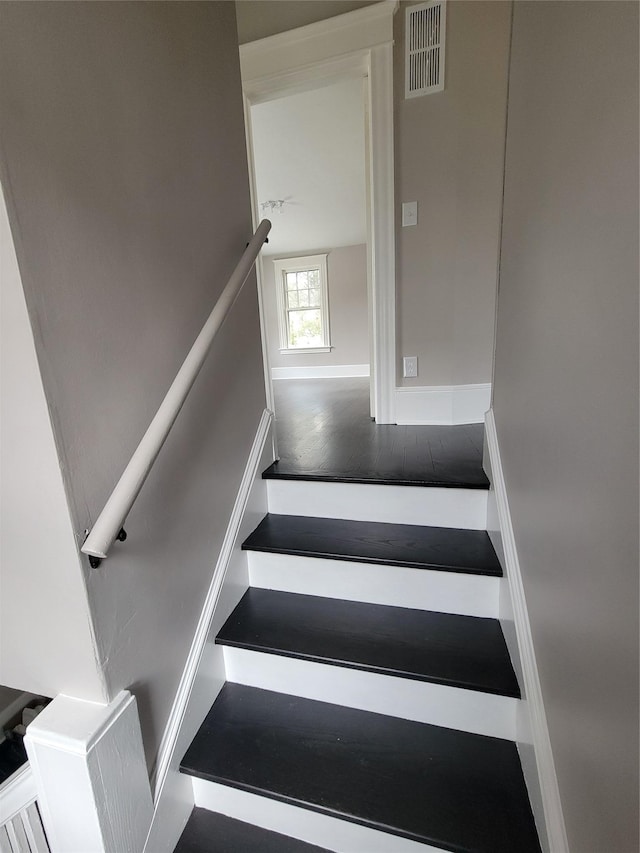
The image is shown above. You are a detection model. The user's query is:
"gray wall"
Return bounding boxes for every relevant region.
[238,1,511,390]
[263,244,369,369]
[394,0,511,387]
[0,2,266,763]
[492,3,639,851]
[1,187,106,704]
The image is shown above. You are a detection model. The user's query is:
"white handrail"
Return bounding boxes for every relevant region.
[82,219,272,565]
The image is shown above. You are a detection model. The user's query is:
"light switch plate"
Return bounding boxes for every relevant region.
[402,201,418,227]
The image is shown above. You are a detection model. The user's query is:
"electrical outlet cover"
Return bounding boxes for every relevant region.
[403,356,418,378]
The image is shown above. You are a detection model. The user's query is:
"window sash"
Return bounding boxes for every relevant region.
[285,306,323,349]
[273,255,330,352]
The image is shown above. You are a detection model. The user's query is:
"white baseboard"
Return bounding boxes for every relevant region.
[144,409,274,853]
[484,409,568,853]
[483,437,525,691]
[272,363,369,380]
[395,383,491,425]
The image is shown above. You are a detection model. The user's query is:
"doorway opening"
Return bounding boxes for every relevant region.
[239,3,398,434]
[248,75,372,441]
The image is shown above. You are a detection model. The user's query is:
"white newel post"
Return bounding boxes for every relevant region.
[24,690,153,853]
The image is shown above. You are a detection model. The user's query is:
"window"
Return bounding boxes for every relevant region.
[274,254,331,353]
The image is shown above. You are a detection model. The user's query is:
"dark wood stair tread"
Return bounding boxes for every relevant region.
[267,396,489,489]
[262,460,490,489]
[181,684,540,853]
[242,514,502,577]
[174,808,330,853]
[217,588,519,697]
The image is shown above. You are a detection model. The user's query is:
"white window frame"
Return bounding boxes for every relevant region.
[274,254,331,354]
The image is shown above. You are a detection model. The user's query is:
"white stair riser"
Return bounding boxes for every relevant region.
[248,551,500,619]
[223,647,517,741]
[266,480,488,529]
[191,778,442,853]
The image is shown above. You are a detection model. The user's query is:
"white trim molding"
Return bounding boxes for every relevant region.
[279,347,332,356]
[25,690,152,853]
[240,2,399,88]
[368,40,397,424]
[484,409,568,853]
[272,364,370,380]
[240,1,398,424]
[395,383,491,425]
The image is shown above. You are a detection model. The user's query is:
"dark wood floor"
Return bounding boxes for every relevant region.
[266,378,489,488]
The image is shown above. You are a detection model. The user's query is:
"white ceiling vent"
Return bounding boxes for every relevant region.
[405,0,446,99]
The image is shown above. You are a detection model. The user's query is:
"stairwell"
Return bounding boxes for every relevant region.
[173,448,541,852]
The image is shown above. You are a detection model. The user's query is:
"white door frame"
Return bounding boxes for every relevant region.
[240,1,398,424]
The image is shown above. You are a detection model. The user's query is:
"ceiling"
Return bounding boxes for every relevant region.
[250,77,367,257]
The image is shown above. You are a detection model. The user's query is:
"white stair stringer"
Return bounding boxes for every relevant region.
[247,551,500,619]
[222,646,518,741]
[191,778,443,853]
[266,479,488,529]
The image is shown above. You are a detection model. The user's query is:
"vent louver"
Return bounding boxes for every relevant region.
[405,0,446,98]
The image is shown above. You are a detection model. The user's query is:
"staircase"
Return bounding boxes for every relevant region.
[175,464,541,852]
